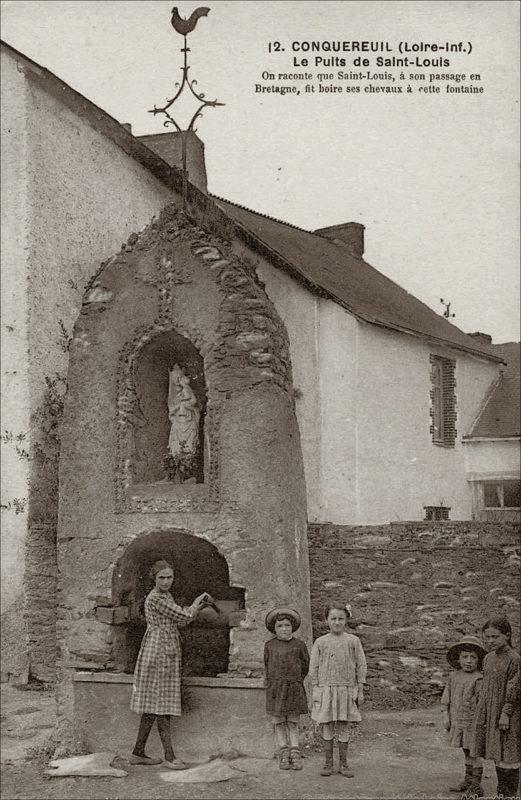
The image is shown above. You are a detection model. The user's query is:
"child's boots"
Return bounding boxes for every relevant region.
[449,762,473,792]
[320,740,334,776]
[278,747,291,770]
[289,748,303,770]
[461,765,484,798]
[338,742,354,777]
[496,767,520,799]
[503,768,521,799]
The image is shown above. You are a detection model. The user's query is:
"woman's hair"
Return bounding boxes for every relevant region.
[149,559,173,583]
[482,616,512,644]
[325,602,353,621]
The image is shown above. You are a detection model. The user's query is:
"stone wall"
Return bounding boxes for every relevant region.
[1,45,175,682]
[309,521,520,709]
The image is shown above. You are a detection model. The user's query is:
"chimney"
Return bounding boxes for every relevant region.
[122,123,133,133]
[314,222,365,257]
[468,332,493,345]
[137,130,208,194]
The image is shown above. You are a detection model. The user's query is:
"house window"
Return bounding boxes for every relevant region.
[483,480,521,509]
[430,355,457,446]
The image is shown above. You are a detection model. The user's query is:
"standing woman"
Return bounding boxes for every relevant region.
[130,559,208,769]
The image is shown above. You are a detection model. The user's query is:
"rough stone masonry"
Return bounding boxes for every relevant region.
[309,520,520,708]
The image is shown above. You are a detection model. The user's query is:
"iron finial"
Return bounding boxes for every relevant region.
[149,5,224,133]
[149,7,224,207]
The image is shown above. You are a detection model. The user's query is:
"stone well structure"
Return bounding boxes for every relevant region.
[56,204,310,757]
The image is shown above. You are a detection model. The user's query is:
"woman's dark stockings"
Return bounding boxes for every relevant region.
[133,713,156,757]
[157,714,175,762]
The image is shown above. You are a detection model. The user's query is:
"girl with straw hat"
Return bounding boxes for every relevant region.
[264,607,310,771]
[441,634,486,797]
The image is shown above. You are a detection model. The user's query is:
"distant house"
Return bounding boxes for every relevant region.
[463,339,520,521]
[0,40,509,684]
[209,196,503,525]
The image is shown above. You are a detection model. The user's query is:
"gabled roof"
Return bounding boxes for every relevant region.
[467,342,520,439]
[213,197,502,362]
[1,39,503,364]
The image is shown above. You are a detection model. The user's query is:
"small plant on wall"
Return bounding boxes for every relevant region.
[0,497,27,514]
[162,440,198,484]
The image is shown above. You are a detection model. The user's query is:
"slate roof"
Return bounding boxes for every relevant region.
[467,342,520,439]
[214,197,502,362]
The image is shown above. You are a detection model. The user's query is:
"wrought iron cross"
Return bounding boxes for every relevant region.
[149,6,224,205]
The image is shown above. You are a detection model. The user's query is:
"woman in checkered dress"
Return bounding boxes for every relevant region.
[130,560,208,769]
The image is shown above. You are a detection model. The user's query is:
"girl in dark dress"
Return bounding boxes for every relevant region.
[472,616,520,800]
[264,607,310,771]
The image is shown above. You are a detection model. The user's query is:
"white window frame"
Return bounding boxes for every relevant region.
[482,479,521,510]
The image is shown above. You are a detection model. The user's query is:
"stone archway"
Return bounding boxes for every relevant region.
[110,529,244,675]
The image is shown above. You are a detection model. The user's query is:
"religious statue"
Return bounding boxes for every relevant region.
[165,365,200,482]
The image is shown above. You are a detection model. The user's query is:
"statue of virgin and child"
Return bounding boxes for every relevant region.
[166,364,200,481]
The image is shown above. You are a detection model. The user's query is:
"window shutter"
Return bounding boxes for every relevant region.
[430,355,457,447]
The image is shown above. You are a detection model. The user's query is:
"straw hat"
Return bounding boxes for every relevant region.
[447,635,486,669]
[265,607,301,633]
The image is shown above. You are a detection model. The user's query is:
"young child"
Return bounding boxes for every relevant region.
[441,634,486,797]
[472,616,520,800]
[310,603,367,777]
[264,607,310,770]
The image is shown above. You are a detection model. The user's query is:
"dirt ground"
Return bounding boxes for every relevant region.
[0,684,503,800]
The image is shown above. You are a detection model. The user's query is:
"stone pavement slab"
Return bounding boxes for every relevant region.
[158,758,240,783]
[45,752,128,778]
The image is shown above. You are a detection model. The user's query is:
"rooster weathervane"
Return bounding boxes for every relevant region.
[149,6,224,133]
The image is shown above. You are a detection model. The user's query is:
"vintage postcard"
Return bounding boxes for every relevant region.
[1,2,519,798]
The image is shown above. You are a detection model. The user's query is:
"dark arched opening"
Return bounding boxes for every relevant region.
[111,530,244,676]
[132,330,206,485]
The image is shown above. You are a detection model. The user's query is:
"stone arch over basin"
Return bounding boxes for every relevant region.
[110,528,245,676]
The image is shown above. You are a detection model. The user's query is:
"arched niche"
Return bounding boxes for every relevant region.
[131,330,206,485]
[111,530,245,676]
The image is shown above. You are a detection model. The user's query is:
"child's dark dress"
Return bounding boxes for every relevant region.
[472,646,520,766]
[264,637,310,718]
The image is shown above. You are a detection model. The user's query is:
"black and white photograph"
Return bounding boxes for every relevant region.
[1,1,519,798]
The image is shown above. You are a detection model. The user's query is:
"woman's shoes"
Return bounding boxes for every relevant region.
[130,754,163,765]
[162,759,189,770]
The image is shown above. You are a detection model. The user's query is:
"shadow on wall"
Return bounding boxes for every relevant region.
[111,530,245,676]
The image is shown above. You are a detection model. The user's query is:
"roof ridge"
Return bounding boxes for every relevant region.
[217,197,503,364]
[1,39,126,134]
[211,193,312,234]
